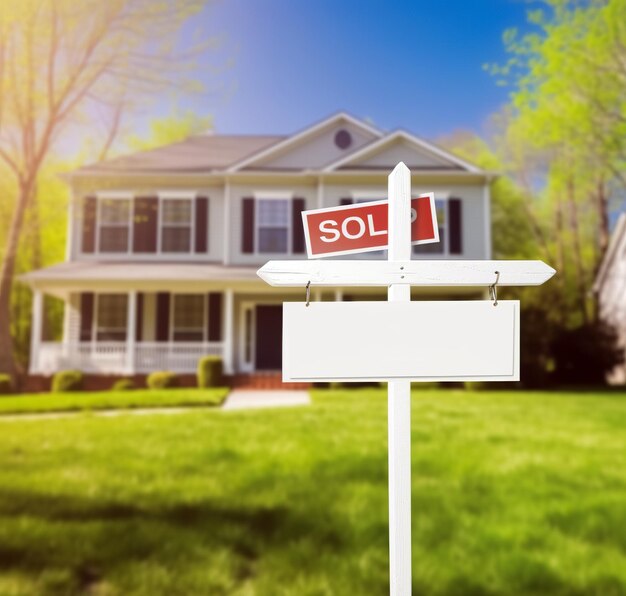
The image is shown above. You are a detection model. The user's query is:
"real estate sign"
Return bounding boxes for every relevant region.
[302,193,439,258]
[282,300,520,382]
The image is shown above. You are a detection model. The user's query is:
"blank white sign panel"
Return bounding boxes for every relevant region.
[283,301,520,382]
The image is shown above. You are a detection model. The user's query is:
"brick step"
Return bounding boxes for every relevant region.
[230,373,310,390]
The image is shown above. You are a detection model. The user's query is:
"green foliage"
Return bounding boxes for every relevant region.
[51,370,83,393]
[0,374,13,395]
[0,389,626,593]
[112,378,135,391]
[489,0,626,329]
[197,356,223,388]
[147,371,178,390]
[551,321,625,385]
[436,131,537,260]
[0,388,228,415]
[126,109,213,151]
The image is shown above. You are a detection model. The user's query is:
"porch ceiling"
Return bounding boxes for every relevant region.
[19,261,267,296]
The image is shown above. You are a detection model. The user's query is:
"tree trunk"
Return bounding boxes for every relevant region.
[28,182,48,341]
[595,177,609,263]
[567,176,589,324]
[554,196,567,324]
[0,179,35,377]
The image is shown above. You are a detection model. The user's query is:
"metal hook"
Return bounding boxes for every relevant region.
[305,280,311,307]
[489,271,500,306]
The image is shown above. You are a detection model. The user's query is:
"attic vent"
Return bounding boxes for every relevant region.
[334,129,352,150]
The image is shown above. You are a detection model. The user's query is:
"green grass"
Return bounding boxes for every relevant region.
[0,389,625,595]
[0,387,229,415]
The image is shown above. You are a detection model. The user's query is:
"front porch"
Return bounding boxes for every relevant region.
[28,284,237,376]
[33,341,225,375]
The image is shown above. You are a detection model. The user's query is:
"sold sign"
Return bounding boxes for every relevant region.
[302,193,439,258]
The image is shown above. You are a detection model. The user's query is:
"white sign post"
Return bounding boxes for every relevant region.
[257,162,555,595]
[386,163,413,595]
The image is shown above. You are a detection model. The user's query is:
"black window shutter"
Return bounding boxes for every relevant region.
[133,197,158,253]
[135,293,144,341]
[340,198,353,206]
[155,293,170,342]
[448,198,463,255]
[195,196,209,253]
[82,196,97,254]
[292,198,306,254]
[80,293,94,341]
[208,293,223,342]
[242,197,255,254]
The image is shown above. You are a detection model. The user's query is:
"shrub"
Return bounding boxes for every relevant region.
[551,321,624,385]
[112,378,135,391]
[329,382,347,390]
[197,356,223,388]
[52,370,83,393]
[0,374,13,395]
[147,371,178,389]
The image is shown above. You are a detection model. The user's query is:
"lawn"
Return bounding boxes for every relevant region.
[0,387,229,415]
[0,389,625,595]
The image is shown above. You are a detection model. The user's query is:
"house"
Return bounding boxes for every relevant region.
[593,213,626,384]
[21,112,494,384]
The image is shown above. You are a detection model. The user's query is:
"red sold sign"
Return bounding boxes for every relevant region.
[302,193,439,258]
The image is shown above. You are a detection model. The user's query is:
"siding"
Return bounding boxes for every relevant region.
[68,179,489,264]
[68,187,226,262]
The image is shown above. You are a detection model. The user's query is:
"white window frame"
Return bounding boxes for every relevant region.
[158,192,196,255]
[169,293,207,343]
[253,192,293,255]
[95,192,133,255]
[93,292,128,342]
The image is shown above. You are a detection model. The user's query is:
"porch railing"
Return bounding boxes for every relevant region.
[33,341,225,375]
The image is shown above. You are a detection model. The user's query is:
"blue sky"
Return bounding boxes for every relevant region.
[173,0,533,140]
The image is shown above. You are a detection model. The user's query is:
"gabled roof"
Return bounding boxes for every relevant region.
[226,112,383,172]
[323,130,483,173]
[73,135,284,175]
[594,212,626,292]
[69,113,486,177]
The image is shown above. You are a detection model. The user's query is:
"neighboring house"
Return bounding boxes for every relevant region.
[22,112,494,381]
[593,213,626,384]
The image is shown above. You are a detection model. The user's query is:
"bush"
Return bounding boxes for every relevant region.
[112,378,135,391]
[0,374,14,395]
[551,321,624,385]
[147,371,178,389]
[197,356,223,388]
[52,370,83,393]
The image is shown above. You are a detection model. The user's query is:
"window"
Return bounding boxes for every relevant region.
[161,198,192,253]
[99,199,131,252]
[257,199,289,253]
[172,294,205,341]
[413,199,446,255]
[96,294,128,341]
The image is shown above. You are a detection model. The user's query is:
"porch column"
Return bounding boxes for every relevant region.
[223,289,234,374]
[126,291,137,374]
[334,289,343,302]
[29,289,43,374]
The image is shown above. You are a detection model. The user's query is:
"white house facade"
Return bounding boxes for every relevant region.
[594,213,626,384]
[22,113,494,380]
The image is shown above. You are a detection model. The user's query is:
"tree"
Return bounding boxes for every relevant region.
[0,0,216,377]
[126,108,213,151]
[487,0,626,327]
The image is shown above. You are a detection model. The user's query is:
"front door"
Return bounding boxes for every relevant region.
[254,305,282,370]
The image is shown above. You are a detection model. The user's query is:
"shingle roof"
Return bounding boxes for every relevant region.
[74,135,284,174]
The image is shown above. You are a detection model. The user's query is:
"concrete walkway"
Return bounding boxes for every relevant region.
[222,390,310,411]
[0,390,311,421]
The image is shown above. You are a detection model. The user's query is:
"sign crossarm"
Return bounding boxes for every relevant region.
[257,259,556,288]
